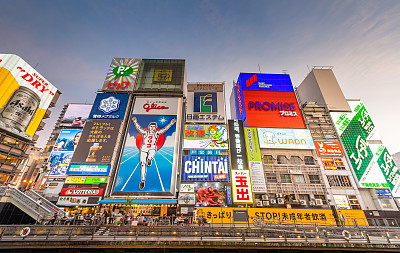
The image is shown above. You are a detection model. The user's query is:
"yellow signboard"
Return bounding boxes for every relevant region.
[195,207,369,226]
[153,69,172,82]
[65,177,86,184]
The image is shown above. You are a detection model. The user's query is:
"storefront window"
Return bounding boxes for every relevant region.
[1,136,26,149]
[290,156,301,165]
[293,174,306,184]
[277,155,288,164]
[280,174,292,183]
[380,198,393,209]
[348,195,361,210]
[265,173,277,183]
[262,155,274,164]
[304,156,315,165]
[309,174,321,184]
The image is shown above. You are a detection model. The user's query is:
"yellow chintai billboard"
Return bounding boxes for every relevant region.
[0,54,58,139]
[195,207,368,226]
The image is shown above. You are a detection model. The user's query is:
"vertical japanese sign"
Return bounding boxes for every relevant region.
[70,120,121,164]
[244,127,267,193]
[331,101,400,197]
[228,120,248,170]
[231,170,253,203]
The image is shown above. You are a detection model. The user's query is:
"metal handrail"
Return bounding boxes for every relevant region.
[26,190,65,216]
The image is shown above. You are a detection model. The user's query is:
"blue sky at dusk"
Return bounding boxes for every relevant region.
[1,0,400,153]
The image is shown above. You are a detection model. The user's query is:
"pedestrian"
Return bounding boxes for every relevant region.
[339,211,345,227]
[38,198,42,205]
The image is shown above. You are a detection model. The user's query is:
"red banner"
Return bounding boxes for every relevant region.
[60,188,104,196]
[314,141,344,156]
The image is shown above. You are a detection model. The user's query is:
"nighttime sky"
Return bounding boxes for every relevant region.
[1,0,400,153]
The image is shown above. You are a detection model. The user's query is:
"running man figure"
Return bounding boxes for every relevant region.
[132,117,177,190]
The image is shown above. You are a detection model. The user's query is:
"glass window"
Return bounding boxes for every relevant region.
[280,174,292,183]
[299,194,310,201]
[304,156,315,165]
[2,136,26,149]
[277,155,288,164]
[327,175,352,187]
[380,198,393,209]
[293,174,306,184]
[263,155,274,164]
[309,174,321,184]
[314,195,326,204]
[348,195,361,210]
[334,158,345,170]
[290,156,301,164]
[265,173,277,183]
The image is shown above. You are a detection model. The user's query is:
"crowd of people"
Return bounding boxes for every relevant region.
[42,211,205,226]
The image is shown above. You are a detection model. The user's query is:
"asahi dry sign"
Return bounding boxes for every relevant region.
[0,54,58,139]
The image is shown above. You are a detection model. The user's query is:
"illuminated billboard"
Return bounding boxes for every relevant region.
[88,93,130,120]
[242,90,305,128]
[231,170,253,204]
[0,54,58,139]
[70,120,122,164]
[183,124,228,150]
[102,58,141,92]
[186,83,226,123]
[182,156,230,181]
[235,73,295,122]
[194,182,227,207]
[314,141,344,156]
[60,104,92,128]
[48,129,82,176]
[65,176,107,184]
[113,97,182,195]
[257,128,315,149]
[331,100,400,197]
[66,164,111,175]
[228,120,248,170]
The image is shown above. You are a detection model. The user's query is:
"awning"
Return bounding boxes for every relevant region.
[98,198,177,205]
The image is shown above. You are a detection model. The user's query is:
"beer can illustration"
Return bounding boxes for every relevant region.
[0,86,40,132]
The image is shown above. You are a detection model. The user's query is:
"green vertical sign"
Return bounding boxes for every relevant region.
[244,127,261,162]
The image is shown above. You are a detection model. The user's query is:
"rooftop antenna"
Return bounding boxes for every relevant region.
[307,65,310,72]
[258,64,262,73]
[34,63,39,69]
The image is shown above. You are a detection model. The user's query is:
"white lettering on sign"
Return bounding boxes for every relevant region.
[184,157,228,174]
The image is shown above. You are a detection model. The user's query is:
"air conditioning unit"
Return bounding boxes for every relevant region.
[256,200,263,207]
[263,201,270,206]
[315,199,323,206]
[262,195,269,200]
[278,198,285,205]
[270,199,277,204]
[292,200,299,204]
[276,193,283,198]
[300,200,307,206]
[309,201,316,206]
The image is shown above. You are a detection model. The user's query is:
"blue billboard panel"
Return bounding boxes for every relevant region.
[53,129,83,152]
[193,92,218,113]
[182,156,230,181]
[66,164,111,175]
[237,73,294,91]
[88,93,130,120]
[48,151,74,176]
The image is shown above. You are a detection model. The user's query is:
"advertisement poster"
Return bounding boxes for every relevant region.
[102,58,141,92]
[60,104,92,128]
[53,129,83,152]
[89,93,130,120]
[333,195,351,209]
[242,90,305,128]
[65,176,107,184]
[183,124,228,150]
[228,120,248,170]
[178,193,196,205]
[314,141,344,156]
[231,170,253,204]
[56,196,101,206]
[66,164,111,175]
[182,156,230,181]
[194,182,226,207]
[331,100,400,197]
[60,188,104,196]
[0,54,58,139]
[114,97,181,194]
[186,83,226,123]
[257,128,315,149]
[48,151,74,176]
[70,120,121,164]
[235,73,295,123]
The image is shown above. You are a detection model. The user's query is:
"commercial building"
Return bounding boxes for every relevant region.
[297,68,400,225]
[0,54,60,185]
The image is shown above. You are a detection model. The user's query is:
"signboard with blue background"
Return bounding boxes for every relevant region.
[89,93,130,120]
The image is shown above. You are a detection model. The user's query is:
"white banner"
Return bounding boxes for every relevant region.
[249,161,267,193]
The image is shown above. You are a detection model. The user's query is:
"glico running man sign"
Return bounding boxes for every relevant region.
[114,97,182,196]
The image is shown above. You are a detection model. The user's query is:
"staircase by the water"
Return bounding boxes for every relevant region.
[0,186,65,222]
